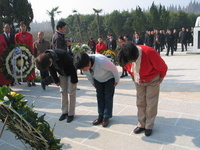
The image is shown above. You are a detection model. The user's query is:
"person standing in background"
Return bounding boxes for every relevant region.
[179,27,187,52]
[153,29,161,54]
[2,24,16,86]
[0,34,11,86]
[165,29,175,56]
[133,33,144,45]
[88,37,96,54]
[34,31,51,90]
[96,37,107,54]
[52,21,68,50]
[15,21,36,87]
[173,29,179,51]
[107,34,117,51]
[2,24,15,47]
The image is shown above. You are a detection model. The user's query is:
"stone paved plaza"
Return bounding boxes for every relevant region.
[0,45,200,150]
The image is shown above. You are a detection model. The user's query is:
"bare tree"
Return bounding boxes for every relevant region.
[93,8,102,38]
[47,6,61,33]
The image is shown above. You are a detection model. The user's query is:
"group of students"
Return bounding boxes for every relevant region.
[34,21,168,137]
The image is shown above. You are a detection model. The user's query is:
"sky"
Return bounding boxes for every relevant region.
[28,0,193,22]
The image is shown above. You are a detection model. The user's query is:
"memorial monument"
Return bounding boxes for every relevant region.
[188,16,200,54]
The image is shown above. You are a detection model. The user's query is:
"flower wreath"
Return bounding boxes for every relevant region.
[2,45,35,83]
[100,49,118,65]
[0,86,62,149]
[72,44,93,54]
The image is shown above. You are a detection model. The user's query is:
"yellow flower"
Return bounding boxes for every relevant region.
[102,50,116,55]
[10,92,17,97]
[17,59,24,67]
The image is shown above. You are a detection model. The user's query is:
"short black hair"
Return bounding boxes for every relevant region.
[56,21,66,30]
[73,52,90,69]
[116,42,139,67]
[118,36,124,41]
[35,53,52,71]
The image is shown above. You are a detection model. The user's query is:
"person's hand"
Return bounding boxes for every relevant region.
[131,76,135,82]
[159,77,164,83]
[114,82,118,86]
[92,84,96,88]
[72,83,77,86]
[56,82,60,86]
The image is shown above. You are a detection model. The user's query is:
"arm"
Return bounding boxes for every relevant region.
[149,49,168,81]
[49,67,60,84]
[102,57,120,85]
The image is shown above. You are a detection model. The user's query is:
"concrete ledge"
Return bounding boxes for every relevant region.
[186,50,200,54]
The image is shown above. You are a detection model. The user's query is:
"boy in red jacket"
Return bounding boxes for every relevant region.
[116,42,168,136]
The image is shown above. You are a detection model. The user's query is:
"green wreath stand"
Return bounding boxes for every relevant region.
[0,86,62,150]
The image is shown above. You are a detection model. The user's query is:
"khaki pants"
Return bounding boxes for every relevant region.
[59,75,77,116]
[135,75,160,129]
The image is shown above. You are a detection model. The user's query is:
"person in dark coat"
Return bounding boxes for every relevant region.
[173,29,179,51]
[153,30,161,54]
[51,21,67,50]
[179,27,187,52]
[107,34,117,50]
[88,37,96,54]
[145,31,154,47]
[35,49,78,123]
[165,29,175,56]
[2,24,15,47]
[132,33,144,45]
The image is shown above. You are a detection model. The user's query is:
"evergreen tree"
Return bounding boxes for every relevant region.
[0,0,33,32]
[133,6,147,33]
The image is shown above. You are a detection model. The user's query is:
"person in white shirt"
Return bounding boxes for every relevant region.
[73,52,120,127]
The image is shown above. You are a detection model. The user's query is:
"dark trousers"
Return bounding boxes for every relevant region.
[181,42,187,51]
[40,71,49,79]
[166,44,174,56]
[174,39,178,51]
[43,75,53,85]
[155,43,161,54]
[94,78,115,119]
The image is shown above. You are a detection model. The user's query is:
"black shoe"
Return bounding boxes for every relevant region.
[133,127,145,134]
[59,114,68,121]
[67,116,74,123]
[120,75,125,78]
[41,79,46,90]
[102,118,109,127]
[28,83,31,87]
[145,129,152,136]
[32,82,36,86]
[93,117,103,125]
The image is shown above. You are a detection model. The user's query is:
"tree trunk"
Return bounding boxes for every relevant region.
[51,16,55,33]
[97,14,101,38]
[77,15,83,42]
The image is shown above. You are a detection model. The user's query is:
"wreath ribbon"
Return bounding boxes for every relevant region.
[12,47,22,84]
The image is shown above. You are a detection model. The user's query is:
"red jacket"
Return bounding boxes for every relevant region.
[96,42,107,54]
[0,34,11,85]
[15,32,35,81]
[125,45,168,82]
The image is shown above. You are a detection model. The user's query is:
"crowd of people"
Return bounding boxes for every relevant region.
[3,20,196,136]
